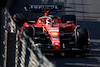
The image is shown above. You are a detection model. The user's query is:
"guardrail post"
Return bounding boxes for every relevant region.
[6,32,16,67]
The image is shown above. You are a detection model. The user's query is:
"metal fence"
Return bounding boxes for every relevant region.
[0,7,54,67]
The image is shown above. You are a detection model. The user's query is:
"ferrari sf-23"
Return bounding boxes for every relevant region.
[13,5,90,53]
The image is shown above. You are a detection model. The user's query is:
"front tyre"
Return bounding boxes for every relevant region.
[22,27,35,41]
[77,28,90,52]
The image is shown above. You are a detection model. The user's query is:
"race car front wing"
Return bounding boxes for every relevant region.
[35,43,88,53]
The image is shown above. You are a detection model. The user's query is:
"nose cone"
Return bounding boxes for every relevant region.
[53,42,60,50]
[53,45,60,50]
[47,27,60,50]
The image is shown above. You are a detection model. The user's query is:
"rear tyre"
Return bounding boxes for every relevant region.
[61,15,77,25]
[13,13,27,27]
[77,28,90,52]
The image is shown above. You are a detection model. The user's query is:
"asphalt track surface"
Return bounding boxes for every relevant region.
[10,0,100,67]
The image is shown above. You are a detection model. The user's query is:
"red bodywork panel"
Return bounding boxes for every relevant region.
[34,17,75,50]
[23,10,76,51]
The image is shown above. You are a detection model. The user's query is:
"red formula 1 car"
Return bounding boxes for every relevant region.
[13,5,90,53]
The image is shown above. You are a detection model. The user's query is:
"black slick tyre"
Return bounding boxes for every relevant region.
[13,13,27,27]
[22,27,35,41]
[77,28,90,52]
[61,15,77,25]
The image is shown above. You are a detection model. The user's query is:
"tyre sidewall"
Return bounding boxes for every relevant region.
[77,28,90,50]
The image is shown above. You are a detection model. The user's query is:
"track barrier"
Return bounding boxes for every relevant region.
[0,0,54,67]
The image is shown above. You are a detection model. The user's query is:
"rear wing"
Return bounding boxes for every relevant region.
[24,5,63,13]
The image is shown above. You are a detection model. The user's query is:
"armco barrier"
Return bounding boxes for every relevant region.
[16,28,54,67]
[0,0,14,66]
[0,2,54,67]
[0,8,18,67]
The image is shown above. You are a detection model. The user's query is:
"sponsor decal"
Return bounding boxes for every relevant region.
[51,32,58,35]
[42,26,45,33]
[49,30,59,32]
[29,5,58,9]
